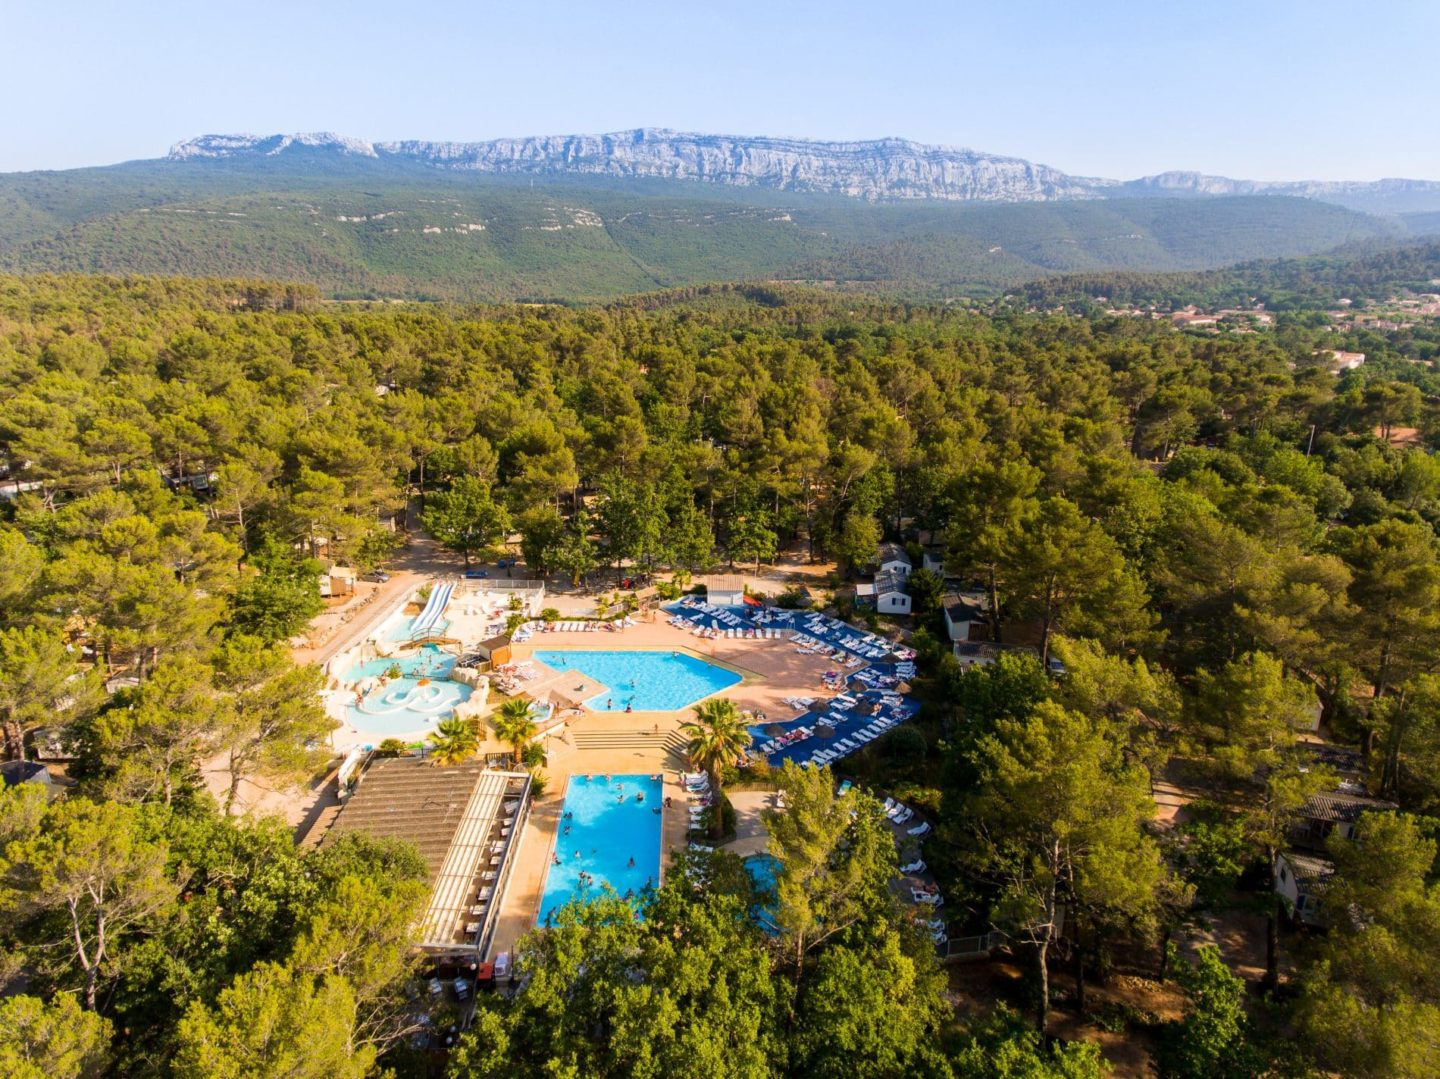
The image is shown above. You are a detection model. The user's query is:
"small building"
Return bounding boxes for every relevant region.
[953,640,1065,675]
[921,550,946,576]
[475,634,513,667]
[876,542,913,578]
[1291,789,1397,850]
[702,575,747,607]
[1320,349,1366,373]
[942,593,989,643]
[1,760,51,791]
[318,565,356,598]
[855,569,912,615]
[1273,850,1333,927]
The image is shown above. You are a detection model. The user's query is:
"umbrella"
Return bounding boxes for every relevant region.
[763,723,788,738]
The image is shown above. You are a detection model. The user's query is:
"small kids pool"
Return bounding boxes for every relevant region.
[342,645,471,735]
[532,649,741,712]
[539,774,664,924]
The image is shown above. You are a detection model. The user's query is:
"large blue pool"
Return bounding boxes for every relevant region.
[341,645,472,735]
[532,649,741,712]
[539,774,664,923]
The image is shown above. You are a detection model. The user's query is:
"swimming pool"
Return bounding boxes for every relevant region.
[344,644,457,682]
[539,774,664,924]
[532,650,741,712]
[341,645,471,735]
[744,854,782,935]
[385,614,451,642]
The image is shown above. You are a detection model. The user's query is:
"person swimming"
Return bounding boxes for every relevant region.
[627,856,635,868]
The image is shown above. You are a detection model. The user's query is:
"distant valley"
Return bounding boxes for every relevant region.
[1,129,1438,302]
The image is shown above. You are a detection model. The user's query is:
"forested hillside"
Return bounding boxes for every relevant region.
[0,154,1401,301]
[1019,238,1440,311]
[4,274,1440,1076]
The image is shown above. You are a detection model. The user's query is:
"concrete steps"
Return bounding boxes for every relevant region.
[571,729,687,753]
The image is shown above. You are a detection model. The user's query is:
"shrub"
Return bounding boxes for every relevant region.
[738,756,772,783]
[521,742,546,768]
[374,738,408,758]
[655,580,682,601]
[775,585,812,610]
[385,663,403,679]
[540,607,560,623]
[882,725,928,765]
[529,770,550,797]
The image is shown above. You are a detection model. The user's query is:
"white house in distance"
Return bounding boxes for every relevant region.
[855,569,912,615]
[876,542,912,578]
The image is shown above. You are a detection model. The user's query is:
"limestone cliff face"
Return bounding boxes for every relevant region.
[1122,171,1440,213]
[374,129,1108,202]
[169,128,1110,202]
[165,129,1440,211]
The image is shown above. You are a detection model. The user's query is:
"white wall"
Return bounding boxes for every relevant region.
[878,592,912,615]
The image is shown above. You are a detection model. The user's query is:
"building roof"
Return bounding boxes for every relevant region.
[871,568,908,596]
[322,758,530,950]
[877,542,911,566]
[1303,790,1396,824]
[479,634,512,652]
[1280,850,1335,886]
[955,641,1039,661]
[0,760,47,786]
[701,575,746,596]
[944,595,987,623]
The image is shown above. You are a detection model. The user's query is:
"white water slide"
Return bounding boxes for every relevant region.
[410,581,454,636]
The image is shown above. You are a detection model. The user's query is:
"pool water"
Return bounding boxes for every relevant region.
[341,645,471,735]
[385,615,451,642]
[344,644,457,682]
[532,649,741,712]
[744,854,782,935]
[539,774,664,924]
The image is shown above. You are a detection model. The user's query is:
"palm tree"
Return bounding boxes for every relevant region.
[680,697,752,840]
[430,716,478,766]
[493,697,539,767]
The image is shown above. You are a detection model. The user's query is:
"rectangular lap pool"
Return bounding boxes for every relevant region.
[531,649,741,712]
[539,773,663,924]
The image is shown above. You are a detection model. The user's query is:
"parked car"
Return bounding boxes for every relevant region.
[463,568,488,579]
[361,570,391,583]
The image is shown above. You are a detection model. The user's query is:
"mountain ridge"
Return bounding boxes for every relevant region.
[160,128,1440,213]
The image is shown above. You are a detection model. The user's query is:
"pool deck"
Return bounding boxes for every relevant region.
[483,614,841,959]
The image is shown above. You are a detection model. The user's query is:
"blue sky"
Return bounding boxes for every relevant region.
[4,0,1436,179]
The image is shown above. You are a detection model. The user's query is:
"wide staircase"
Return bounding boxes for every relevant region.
[571,728,688,755]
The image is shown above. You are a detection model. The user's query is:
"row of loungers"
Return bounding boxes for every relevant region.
[797,713,907,766]
[682,772,714,833]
